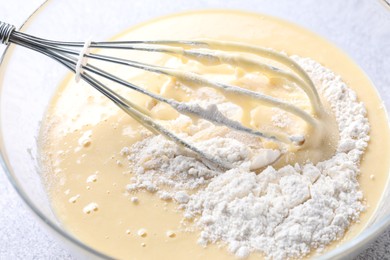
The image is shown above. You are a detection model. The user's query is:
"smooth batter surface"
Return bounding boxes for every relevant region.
[39,10,390,259]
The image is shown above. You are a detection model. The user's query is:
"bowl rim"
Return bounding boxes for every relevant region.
[380,0,390,10]
[1,1,390,259]
[0,1,113,258]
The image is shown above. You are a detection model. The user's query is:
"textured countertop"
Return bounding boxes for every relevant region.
[0,0,389,259]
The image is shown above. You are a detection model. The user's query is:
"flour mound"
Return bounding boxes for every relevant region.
[125,133,269,199]
[185,155,364,259]
[122,56,369,259]
[124,135,220,196]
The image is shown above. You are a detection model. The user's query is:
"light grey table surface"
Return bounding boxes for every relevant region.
[0,1,389,259]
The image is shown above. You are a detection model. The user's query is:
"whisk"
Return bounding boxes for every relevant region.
[0,21,324,169]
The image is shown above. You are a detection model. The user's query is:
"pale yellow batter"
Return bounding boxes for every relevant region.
[39,10,390,259]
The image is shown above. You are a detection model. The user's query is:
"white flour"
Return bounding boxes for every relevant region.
[121,56,369,259]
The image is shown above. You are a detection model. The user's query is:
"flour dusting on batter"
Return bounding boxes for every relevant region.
[122,56,369,259]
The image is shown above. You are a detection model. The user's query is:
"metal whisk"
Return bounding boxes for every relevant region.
[0,21,324,169]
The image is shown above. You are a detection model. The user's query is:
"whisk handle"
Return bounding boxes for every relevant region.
[0,21,16,45]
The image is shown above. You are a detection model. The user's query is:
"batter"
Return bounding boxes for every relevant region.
[39,10,390,259]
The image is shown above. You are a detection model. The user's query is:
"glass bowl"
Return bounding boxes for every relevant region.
[1,0,389,259]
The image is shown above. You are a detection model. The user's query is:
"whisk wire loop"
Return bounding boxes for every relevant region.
[1,21,324,168]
